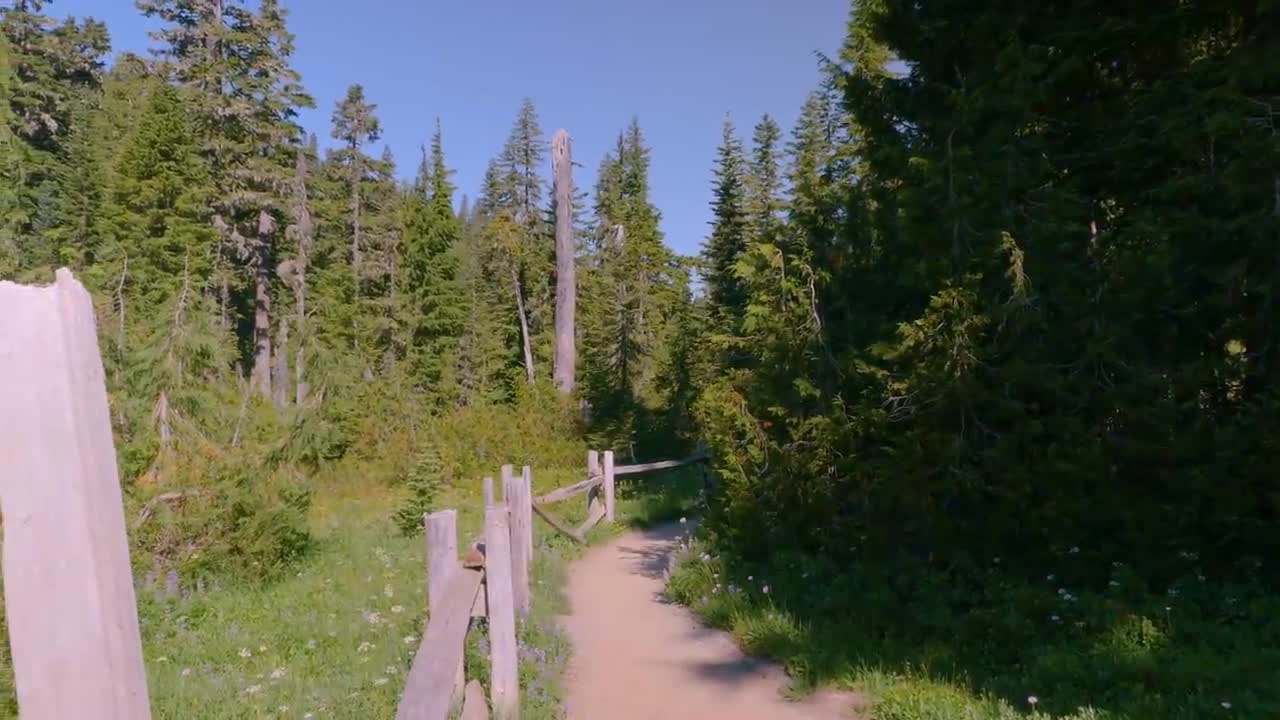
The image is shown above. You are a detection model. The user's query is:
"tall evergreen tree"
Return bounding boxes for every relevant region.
[330,83,380,281]
[702,115,749,329]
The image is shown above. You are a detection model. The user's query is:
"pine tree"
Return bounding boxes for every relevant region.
[702,115,749,330]
[330,83,381,281]
[745,114,784,248]
[402,120,465,398]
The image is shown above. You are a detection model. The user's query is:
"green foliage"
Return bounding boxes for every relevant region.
[132,451,313,585]
[667,539,1280,719]
[393,446,446,536]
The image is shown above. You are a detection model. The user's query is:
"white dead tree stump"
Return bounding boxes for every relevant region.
[0,269,152,719]
[552,129,577,395]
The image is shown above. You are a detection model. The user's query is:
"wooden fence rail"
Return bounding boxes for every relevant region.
[0,271,711,720]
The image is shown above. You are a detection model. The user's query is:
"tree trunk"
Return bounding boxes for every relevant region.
[552,129,576,395]
[273,317,289,409]
[512,266,535,385]
[351,164,362,285]
[251,257,273,400]
[293,148,312,406]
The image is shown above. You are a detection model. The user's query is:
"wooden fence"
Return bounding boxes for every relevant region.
[394,448,708,719]
[0,269,710,720]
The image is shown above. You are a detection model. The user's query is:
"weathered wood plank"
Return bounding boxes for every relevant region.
[613,451,710,476]
[485,504,520,718]
[575,501,607,537]
[483,476,495,507]
[532,501,586,544]
[395,568,483,720]
[534,475,600,505]
[460,679,489,720]
[603,450,616,521]
[424,509,463,705]
[0,269,152,720]
[504,469,531,618]
[519,466,534,560]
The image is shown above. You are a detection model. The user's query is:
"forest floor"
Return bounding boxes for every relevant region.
[561,521,859,719]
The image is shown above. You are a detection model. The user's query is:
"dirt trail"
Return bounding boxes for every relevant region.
[561,523,858,719]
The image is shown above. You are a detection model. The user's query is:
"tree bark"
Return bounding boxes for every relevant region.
[272,316,288,409]
[512,266,535,385]
[293,149,312,406]
[552,129,576,395]
[252,263,272,399]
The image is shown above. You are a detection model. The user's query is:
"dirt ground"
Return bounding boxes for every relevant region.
[561,523,859,719]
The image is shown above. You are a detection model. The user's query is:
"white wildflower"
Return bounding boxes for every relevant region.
[180,668,192,677]
[391,605,404,614]
[239,648,252,659]
[384,583,394,598]
[373,677,389,687]
[258,645,267,653]
[358,641,373,654]
[1221,701,1231,710]
[1028,695,1038,706]
[270,667,286,680]
[680,517,687,524]
[306,639,317,650]
[244,684,262,696]
[762,585,770,595]
[403,635,417,645]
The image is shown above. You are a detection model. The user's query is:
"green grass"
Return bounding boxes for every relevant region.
[665,537,1280,720]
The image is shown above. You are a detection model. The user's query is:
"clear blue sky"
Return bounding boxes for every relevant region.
[53,0,849,257]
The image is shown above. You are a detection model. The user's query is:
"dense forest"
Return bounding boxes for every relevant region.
[1,0,1278,714]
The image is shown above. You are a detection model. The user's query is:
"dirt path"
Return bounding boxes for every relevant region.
[561,523,857,719]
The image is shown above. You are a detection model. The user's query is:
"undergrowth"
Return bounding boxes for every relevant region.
[666,536,1280,720]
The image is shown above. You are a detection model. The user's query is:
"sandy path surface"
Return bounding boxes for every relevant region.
[561,523,857,720]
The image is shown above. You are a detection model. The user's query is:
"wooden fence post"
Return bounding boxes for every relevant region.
[0,269,152,719]
[425,510,464,706]
[485,504,520,719]
[603,450,616,521]
[503,467,531,618]
[519,466,534,558]
[588,449,600,477]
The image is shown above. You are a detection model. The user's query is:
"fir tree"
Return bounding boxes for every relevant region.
[702,115,749,329]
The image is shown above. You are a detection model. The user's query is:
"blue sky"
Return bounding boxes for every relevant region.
[53,0,849,257]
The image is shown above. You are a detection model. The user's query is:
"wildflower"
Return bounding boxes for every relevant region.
[374,677,389,687]
[258,645,267,653]
[304,714,314,719]
[156,656,169,663]
[391,605,404,614]
[403,635,417,645]
[306,639,317,650]
[358,641,373,654]
[278,706,289,714]
[239,648,253,658]
[1069,546,1080,554]
[386,666,397,675]
[1222,701,1232,709]
[1051,614,1060,622]
[762,585,770,595]
[1109,580,1120,588]
[384,584,394,598]
[270,667,286,680]
[244,684,262,696]
[364,610,382,625]
[1028,696,1038,706]
[680,517,687,524]
[727,584,737,594]
[180,668,192,677]
[993,557,1001,564]
[1046,574,1055,581]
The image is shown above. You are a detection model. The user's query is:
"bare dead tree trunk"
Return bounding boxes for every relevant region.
[273,317,289,409]
[552,129,577,395]
[512,265,535,385]
[114,256,127,383]
[250,211,275,400]
[154,391,172,448]
[291,148,313,406]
